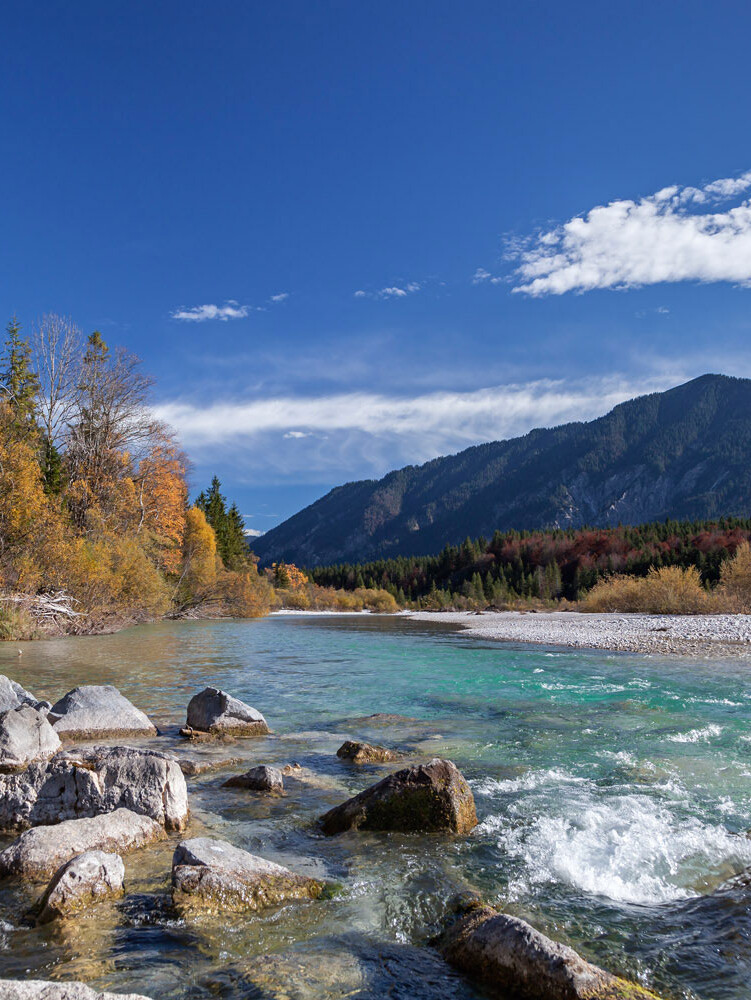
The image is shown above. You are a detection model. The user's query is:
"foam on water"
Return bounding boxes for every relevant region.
[666,724,723,743]
[479,767,751,905]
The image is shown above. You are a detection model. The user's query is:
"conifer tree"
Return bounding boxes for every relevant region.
[0,317,39,437]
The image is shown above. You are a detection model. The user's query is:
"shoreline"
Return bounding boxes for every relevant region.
[406,609,751,658]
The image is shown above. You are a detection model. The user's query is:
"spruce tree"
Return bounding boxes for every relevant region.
[0,316,39,437]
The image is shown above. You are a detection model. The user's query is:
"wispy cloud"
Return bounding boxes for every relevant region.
[269,292,289,303]
[171,301,250,322]
[507,170,751,296]
[354,282,421,300]
[155,373,683,483]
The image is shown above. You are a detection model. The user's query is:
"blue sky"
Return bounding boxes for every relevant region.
[3,1,751,536]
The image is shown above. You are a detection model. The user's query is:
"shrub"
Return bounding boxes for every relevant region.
[582,565,712,614]
[0,602,37,641]
[718,541,751,612]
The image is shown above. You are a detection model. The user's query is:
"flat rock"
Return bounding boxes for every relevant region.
[0,746,188,832]
[336,740,399,764]
[0,706,61,771]
[182,687,270,737]
[178,755,242,776]
[171,836,323,913]
[438,904,662,999]
[0,674,49,714]
[48,686,156,740]
[319,757,478,836]
[0,982,153,999]
[33,850,125,923]
[222,764,284,793]
[0,808,163,878]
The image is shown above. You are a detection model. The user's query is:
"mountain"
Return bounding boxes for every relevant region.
[252,374,751,567]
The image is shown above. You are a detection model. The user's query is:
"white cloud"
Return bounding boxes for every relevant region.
[354,282,421,300]
[270,293,289,303]
[472,268,491,284]
[509,170,751,296]
[155,374,682,482]
[243,528,266,538]
[171,301,250,322]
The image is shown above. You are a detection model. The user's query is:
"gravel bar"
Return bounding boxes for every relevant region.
[406,610,751,657]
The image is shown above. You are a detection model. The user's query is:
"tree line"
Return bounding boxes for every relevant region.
[308,518,751,608]
[0,314,271,637]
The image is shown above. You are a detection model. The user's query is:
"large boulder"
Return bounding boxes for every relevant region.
[0,706,61,771]
[182,687,269,737]
[0,808,163,878]
[222,764,284,793]
[0,674,49,714]
[33,850,125,924]
[438,904,662,1000]
[48,686,156,740]
[336,740,399,764]
[0,982,153,999]
[171,837,323,914]
[319,758,478,836]
[0,746,188,832]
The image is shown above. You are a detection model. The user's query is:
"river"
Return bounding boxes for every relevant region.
[1,613,751,999]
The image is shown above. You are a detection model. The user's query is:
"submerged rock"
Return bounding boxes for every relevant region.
[438,904,662,999]
[0,746,188,832]
[0,808,163,878]
[48,686,156,740]
[222,764,284,793]
[171,836,323,914]
[178,755,242,776]
[33,850,125,923]
[336,740,399,764]
[320,758,477,836]
[0,675,49,714]
[0,982,153,999]
[182,687,270,737]
[0,706,61,771]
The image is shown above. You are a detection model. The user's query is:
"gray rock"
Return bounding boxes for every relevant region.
[0,982,153,999]
[0,746,188,832]
[336,740,399,764]
[171,836,323,913]
[48,686,156,740]
[0,674,48,714]
[0,808,163,878]
[33,850,125,923]
[182,687,269,737]
[319,758,478,836]
[222,764,284,793]
[178,755,242,776]
[438,904,662,999]
[0,706,61,771]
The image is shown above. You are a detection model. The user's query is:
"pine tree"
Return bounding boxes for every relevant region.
[0,316,39,437]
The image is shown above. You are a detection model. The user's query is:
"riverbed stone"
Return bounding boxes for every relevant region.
[0,675,49,714]
[47,686,156,740]
[336,740,399,764]
[0,982,154,999]
[178,755,242,776]
[438,903,662,999]
[319,757,478,835]
[0,808,163,878]
[33,850,125,923]
[182,687,270,737]
[0,706,61,771]
[222,764,284,793]
[171,836,323,913]
[0,746,188,832]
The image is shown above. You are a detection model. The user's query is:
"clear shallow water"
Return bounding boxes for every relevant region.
[1,614,751,998]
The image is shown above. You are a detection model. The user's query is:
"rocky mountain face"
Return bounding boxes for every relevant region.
[252,374,751,566]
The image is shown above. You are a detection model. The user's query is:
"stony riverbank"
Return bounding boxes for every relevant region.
[407,609,751,657]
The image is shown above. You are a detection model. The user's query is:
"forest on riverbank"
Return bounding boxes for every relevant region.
[0,315,394,639]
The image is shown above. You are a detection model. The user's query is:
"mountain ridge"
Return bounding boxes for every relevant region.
[252,374,751,566]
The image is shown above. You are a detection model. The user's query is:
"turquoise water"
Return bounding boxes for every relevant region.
[2,614,751,998]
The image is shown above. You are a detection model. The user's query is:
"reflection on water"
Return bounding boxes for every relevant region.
[1,614,751,998]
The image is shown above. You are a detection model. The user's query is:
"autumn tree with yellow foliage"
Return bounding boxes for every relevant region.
[0,315,272,637]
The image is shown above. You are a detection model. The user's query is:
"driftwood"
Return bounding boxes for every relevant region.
[1,591,82,628]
